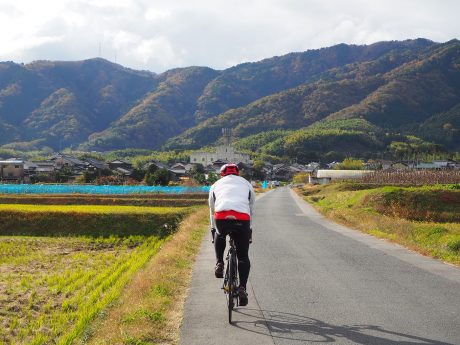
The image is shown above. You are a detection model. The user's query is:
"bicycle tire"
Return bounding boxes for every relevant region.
[227,250,235,323]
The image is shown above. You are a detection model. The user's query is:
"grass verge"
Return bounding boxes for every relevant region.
[82,207,209,345]
[295,183,460,266]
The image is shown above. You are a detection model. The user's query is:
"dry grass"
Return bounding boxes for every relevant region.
[83,207,209,345]
[360,170,460,185]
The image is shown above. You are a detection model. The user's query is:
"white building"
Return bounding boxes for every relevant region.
[190,145,251,166]
[190,129,251,166]
[316,169,373,179]
[0,160,24,180]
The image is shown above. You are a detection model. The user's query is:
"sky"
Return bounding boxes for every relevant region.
[0,0,459,73]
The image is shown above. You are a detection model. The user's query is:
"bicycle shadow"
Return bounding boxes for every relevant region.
[233,308,455,344]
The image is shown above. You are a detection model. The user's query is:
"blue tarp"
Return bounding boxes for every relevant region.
[0,184,210,195]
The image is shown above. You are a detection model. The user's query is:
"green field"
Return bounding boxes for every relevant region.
[0,194,204,345]
[296,183,460,265]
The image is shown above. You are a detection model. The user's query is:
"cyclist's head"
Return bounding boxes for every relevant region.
[220,163,239,177]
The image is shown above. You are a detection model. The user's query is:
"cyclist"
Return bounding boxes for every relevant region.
[209,163,255,306]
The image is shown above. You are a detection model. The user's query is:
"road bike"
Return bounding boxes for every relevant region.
[222,235,239,323]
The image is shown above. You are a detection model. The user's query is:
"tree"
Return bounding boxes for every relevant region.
[252,160,266,180]
[131,168,146,182]
[335,158,364,170]
[191,163,205,174]
[292,172,309,184]
[206,172,219,184]
[55,166,73,183]
[145,168,172,186]
[190,164,206,184]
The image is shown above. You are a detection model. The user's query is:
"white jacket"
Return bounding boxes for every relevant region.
[208,175,256,230]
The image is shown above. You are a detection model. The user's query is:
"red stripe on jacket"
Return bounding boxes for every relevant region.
[214,210,250,220]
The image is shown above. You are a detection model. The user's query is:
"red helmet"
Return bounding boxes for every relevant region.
[220,163,239,177]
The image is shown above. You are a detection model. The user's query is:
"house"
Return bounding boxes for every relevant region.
[170,163,188,174]
[23,161,56,182]
[144,161,170,171]
[170,163,191,179]
[49,153,88,182]
[108,160,133,171]
[34,161,56,174]
[271,164,293,181]
[236,161,252,174]
[211,159,227,172]
[113,167,133,178]
[0,160,24,181]
[204,164,219,174]
[433,160,459,169]
[51,153,87,172]
[84,158,109,172]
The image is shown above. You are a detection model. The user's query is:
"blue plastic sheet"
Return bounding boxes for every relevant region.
[0,184,210,195]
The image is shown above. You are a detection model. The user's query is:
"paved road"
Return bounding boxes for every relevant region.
[180,187,460,345]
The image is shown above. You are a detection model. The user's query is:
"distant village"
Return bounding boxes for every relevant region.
[0,129,459,185]
[1,153,458,186]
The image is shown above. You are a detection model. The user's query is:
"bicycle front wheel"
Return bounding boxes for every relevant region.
[227,254,235,323]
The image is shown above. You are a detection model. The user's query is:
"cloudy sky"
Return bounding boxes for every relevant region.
[0,0,459,73]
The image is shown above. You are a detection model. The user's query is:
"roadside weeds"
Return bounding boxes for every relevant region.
[294,184,460,266]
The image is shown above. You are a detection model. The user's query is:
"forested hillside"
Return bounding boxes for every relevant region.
[1,38,459,159]
[167,39,460,160]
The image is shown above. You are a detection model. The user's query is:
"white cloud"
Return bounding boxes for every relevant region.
[0,0,459,72]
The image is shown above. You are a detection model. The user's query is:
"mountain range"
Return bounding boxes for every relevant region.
[1,38,459,159]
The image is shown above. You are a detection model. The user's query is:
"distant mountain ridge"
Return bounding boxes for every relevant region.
[1,38,459,156]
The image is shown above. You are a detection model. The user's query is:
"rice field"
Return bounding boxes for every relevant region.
[0,204,187,214]
[0,192,207,345]
[0,235,165,345]
[0,194,207,207]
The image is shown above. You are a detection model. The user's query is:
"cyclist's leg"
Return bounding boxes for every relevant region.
[214,220,229,264]
[232,220,251,288]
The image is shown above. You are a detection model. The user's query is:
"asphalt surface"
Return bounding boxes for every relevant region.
[180,187,460,345]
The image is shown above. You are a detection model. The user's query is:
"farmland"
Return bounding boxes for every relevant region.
[296,183,460,265]
[0,193,207,345]
[0,194,207,207]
